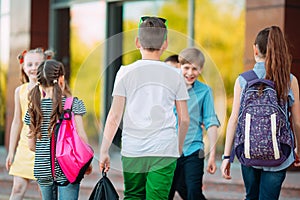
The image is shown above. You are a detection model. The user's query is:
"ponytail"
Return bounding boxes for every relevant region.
[49,81,63,137]
[265,26,291,102]
[28,83,42,139]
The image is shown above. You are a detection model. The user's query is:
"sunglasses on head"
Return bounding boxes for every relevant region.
[140,16,167,24]
[139,16,168,29]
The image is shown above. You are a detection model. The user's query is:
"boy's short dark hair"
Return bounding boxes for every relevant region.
[179,47,205,69]
[164,54,179,63]
[138,16,167,51]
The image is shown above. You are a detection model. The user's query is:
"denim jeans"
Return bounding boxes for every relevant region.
[39,183,79,200]
[241,165,286,200]
[168,150,206,200]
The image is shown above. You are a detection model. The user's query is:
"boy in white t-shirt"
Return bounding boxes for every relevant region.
[99,16,190,199]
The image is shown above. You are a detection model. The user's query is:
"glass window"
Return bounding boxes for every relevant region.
[70,1,106,146]
[123,0,175,65]
[1,0,10,65]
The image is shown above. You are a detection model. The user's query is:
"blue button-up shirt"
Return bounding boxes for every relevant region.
[176,80,220,156]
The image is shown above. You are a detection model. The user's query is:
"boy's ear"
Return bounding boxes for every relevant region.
[161,39,168,51]
[198,66,203,74]
[135,37,141,49]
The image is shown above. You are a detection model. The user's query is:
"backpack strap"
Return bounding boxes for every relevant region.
[241,70,275,88]
[60,97,74,122]
[240,70,259,82]
[64,97,74,110]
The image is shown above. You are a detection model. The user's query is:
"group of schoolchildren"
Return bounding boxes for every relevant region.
[5,16,300,200]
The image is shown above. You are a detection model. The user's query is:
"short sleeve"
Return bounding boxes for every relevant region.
[238,76,246,90]
[202,88,220,129]
[176,72,189,100]
[112,67,126,97]
[72,97,86,116]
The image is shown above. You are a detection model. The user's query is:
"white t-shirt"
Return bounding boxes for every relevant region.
[112,59,189,157]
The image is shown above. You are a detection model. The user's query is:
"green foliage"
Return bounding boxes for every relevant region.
[194,0,245,96]
[121,0,245,152]
[159,0,245,97]
[70,0,245,149]
[0,65,6,145]
[123,0,245,92]
[70,27,103,141]
[159,0,245,132]
[123,21,141,65]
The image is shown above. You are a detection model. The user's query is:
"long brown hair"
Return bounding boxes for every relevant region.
[255,26,292,102]
[28,60,65,139]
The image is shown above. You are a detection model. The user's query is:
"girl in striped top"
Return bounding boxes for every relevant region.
[25,60,91,200]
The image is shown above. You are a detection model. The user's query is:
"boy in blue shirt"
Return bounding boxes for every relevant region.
[169,47,220,200]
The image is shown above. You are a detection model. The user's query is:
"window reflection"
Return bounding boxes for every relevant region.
[70,2,106,145]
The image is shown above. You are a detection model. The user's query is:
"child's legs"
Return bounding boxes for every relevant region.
[259,169,286,200]
[10,176,30,199]
[122,156,147,200]
[168,159,185,200]
[241,165,260,200]
[39,183,57,200]
[182,152,206,200]
[146,158,176,200]
[58,183,79,200]
[123,171,146,200]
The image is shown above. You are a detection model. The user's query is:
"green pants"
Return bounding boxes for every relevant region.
[122,156,177,200]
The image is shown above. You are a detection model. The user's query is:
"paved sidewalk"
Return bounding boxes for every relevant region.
[1,146,300,199]
[94,148,300,200]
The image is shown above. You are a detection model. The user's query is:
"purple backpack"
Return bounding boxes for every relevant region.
[234,70,293,167]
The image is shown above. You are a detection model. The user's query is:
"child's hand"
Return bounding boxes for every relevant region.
[206,156,216,174]
[99,152,110,173]
[5,154,14,171]
[220,159,231,179]
[294,152,300,167]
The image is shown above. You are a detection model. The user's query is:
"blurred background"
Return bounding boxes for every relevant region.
[1,0,300,157]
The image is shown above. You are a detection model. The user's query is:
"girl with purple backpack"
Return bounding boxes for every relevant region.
[221,26,300,200]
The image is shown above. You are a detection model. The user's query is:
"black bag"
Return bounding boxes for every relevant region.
[89,171,119,200]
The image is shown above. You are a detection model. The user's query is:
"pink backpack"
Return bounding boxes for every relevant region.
[52,97,94,184]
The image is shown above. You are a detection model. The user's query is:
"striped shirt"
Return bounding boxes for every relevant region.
[24,97,86,186]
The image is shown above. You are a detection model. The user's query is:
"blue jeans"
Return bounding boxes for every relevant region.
[241,165,286,200]
[39,183,79,200]
[168,150,206,200]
